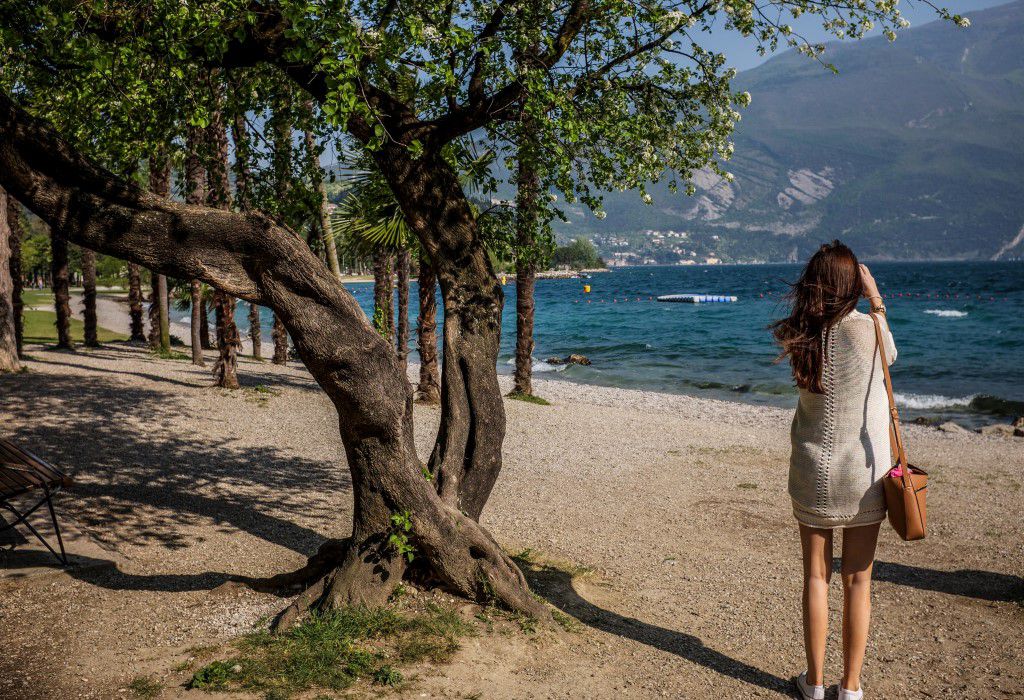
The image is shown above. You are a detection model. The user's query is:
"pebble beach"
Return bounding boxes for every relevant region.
[1,298,1022,699]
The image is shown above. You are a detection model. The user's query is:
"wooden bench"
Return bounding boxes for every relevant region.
[0,439,73,565]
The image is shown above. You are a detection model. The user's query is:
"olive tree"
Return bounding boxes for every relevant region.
[0,0,959,624]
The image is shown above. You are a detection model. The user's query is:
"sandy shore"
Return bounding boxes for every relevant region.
[1,343,1022,699]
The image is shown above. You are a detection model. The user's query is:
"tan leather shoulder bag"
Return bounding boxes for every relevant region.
[871,312,928,541]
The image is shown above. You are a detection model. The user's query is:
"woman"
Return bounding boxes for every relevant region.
[771,241,895,700]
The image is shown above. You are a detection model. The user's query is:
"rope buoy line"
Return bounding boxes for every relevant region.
[564,291,1012,303]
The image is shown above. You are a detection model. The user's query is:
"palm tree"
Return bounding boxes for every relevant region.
[229,86,262,360]
[330,166,412,367]
[302,100,342,281]
[270,85,293,365]
[184,122,207,366]
[80,247,100,348]
[126,262,146,343]
[0,186,19,372]
[50,226,72,350]
[147,150,172,353]
[206,70,241,389]
[5,191,24,359]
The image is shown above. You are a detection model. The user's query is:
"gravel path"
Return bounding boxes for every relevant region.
[1,344,1021,699]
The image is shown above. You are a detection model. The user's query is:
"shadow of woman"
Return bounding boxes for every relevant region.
[871,560,1024,603]
[523,561,792,695]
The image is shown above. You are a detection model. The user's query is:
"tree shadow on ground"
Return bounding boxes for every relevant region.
[28,343,322,393]
[871,560,1024,604]
[0,361,350,591]
[522,561,793,696]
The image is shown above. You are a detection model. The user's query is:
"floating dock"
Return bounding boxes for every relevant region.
[657,294,738,304]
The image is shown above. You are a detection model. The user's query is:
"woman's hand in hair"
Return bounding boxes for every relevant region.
[859,264,881,302]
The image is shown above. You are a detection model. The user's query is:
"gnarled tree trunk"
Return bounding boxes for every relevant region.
[6,193,23,358]
[81,247,99,348]
[378,148,506,522]
[50,226,72,350]
[0,92,544,628]
[416,254,440,404]
[0,186,18,371]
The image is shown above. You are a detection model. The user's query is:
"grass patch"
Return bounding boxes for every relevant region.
[127,676,163,699]
[506,391,551,406]
[243,385,281,406]
[187,603,471,697]
[151,347,191,361]
[22,308,127,345]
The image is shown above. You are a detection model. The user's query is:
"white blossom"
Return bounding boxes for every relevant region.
[594,210,607,220]
[641,193,653,204]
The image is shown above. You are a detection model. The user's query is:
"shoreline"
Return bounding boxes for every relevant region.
[81,288,1018,432]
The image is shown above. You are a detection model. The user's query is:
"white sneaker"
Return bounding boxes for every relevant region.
[793,672,825,700]
[838,688,863,700]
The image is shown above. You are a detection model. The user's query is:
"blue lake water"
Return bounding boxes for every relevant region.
[176,261,1024,426]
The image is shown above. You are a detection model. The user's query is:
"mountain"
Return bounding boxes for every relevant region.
[555,0,1024,262]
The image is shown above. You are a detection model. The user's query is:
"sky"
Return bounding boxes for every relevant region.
[701,0,1013,70]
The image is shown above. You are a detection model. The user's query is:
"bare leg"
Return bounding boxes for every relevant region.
[840,522,881,692]
[799,524,833,687]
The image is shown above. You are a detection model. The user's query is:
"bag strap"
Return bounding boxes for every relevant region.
[870,312,910,477]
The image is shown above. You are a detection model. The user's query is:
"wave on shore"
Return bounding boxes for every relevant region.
[924,309,968,318]
[895,392,1023,416]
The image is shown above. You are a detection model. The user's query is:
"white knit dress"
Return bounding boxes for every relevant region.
[789,310,897,529]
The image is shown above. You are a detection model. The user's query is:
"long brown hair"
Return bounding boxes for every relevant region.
[771,241,863,393]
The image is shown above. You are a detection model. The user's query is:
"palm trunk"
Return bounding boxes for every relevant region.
[396,248,410,371]
[206,70,240,389]
[269,86,292,366]
[416,255,440,404]
[302,104,342,281]
[0,187,18,371]
[148,152,172,353]
[249,303,262,359]
[199,299,211,349]
[81,248,100,347]
[148,274,171,352]
[372,251,394,343]
[513,138,540,396]
[185,123,207,366]
[272,315,288,364]
[51,227,72,350]
[190,280,205,366]
[127,263,146,343]
[229,97,262,361]
[6,193,23,358]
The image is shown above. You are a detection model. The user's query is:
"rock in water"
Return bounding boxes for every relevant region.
[545,354,592,366]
